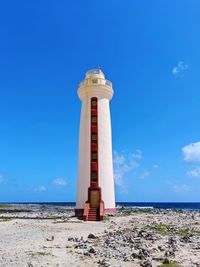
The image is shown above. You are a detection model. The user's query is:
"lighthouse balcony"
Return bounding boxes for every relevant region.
[78,69,113,101]
[78,78,112,88]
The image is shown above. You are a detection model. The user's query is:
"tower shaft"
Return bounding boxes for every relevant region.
[75,69,116,221]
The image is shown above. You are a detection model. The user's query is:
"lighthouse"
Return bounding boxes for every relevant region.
[75,69,116,221]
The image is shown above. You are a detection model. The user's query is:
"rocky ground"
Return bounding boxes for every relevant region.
[0,204,200,267]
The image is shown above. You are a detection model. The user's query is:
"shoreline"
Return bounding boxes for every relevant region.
[1,202,200,211]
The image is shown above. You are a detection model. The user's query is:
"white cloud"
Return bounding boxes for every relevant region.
[34,185,46,192]
[139,170,150,179]
[113,152,125,165]
[187,168,200,178]
[52,178,66,186]
[153,164,159,168]
[172,61,188,77]
[172,184,190,193]
[182,141,200,162]
[132,149,143,160]
[0,175,4,184]
[113,150,142,193]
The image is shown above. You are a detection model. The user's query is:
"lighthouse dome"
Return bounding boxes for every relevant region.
[86,69,105,79]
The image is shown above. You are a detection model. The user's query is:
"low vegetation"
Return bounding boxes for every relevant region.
[192,230,200,235]
[118,208,132,215]
[29,252,52,257]
[145,223,200,236]
[0,204,10,208]
[160,260,180,267]
[53,219,82,224]
[104,215,111,222]
[0,218,12,222]
[119,207,153,216]
[193,222,200,225]
[0,209,32,213]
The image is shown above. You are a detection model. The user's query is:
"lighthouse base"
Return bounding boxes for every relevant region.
[75,207,116,221]
[75,209,84,220]
[104,208,116,214]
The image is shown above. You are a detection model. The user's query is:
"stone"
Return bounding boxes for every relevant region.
[168,237,177,245]
[138,230,147,238]
[88,233,97,239]
[46,236,54,241]
[98,258,111,266]
[83,251,91,256]
[158,245,165,251]
[152,257,165,261]
[180,235,193,243]
[138,248,150,260]
[164,250,175,257]
[162,258,170,264]
[88,247,96,253]
[140,260,153,267]
[132,251,140,259]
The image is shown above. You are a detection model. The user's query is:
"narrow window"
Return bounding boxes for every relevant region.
[91,133,97,141]
[91,116,97,124]
[92,152,97,160]
[91,99,97,107]
[91,171,97,180]
[92,78,98,84]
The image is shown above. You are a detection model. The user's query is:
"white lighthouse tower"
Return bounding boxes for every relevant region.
[75,69,116,221]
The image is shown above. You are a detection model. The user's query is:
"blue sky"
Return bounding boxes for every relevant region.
[0,0,200,202]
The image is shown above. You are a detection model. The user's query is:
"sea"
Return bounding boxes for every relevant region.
[2,202,200,211]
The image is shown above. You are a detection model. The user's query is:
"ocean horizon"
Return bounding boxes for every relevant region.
[1,202,200,210]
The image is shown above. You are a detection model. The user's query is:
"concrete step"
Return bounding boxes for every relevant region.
[88,208,100,221]
[88,218,100,221]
